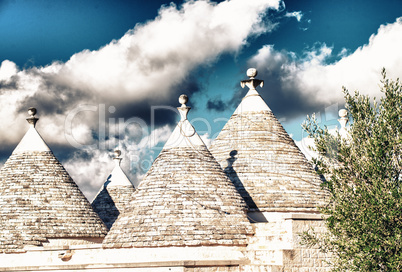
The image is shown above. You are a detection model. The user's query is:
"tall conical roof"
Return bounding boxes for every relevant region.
[91,150,136,229]
[0,108,107,253]
[103,95,253,248]
[209,69,328,213]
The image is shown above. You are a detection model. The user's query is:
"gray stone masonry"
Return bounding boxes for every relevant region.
[243,219,332,271]
[92,185,135,229]
[0,151,108,253]
[103,145,254,248]
[210,110,328,213]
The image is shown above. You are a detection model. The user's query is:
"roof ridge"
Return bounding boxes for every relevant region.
[234,68,271,114]
[91,149,135,229]
[13,126,51,153]
[233,88,271,114]
[107,166,133,187]
[12,107,51,154]
[107,150,133,187]
[163,94,205,149]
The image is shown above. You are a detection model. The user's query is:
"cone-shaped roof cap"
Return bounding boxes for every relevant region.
[209,69,328,213]
[103,95,253,248]
[91,150,136,229]
[0,108,107,253]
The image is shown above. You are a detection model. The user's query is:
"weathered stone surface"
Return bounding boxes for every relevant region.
[91,153,136,229]
[92,185,135,229]
[0,151,108,253]
[104,96,253,248]
[243,218,332,272]
[0,245,247,271]
[185,267,239,271]
[210,101,328,213]
[0,113,107,254]
[103,145,254,248]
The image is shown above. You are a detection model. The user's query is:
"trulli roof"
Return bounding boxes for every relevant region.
[0,109,107,253]
[91,150,136,229]
[103,95,253,248]
[209,69,328,213]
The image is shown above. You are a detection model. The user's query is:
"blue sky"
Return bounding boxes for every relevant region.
[1,0,402,199]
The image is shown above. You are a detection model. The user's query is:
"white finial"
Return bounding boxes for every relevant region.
[338,109,349,128]
[179,94,188,107]
[241,68,264,90]
[26,107,39,128]
[246,68,258,78]
[178,94,190,121]
[338,109,349,139]
[339,109,347,118]
[113,149,122,166]
[28,107,37,116]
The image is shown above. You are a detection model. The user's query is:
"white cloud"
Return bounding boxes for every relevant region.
[0,0,281,146]
[200,132,212,148]
[46,0,281,105]
[64,124,172,201]
[250,17,402,108]
[0,60,18,81]
[0,0,282,200]
[285,11,303,22]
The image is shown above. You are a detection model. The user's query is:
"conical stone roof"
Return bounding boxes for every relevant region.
[0,108,108,253]
[92,150,136,229]
[103,95,253,248]
[209,69,328,213]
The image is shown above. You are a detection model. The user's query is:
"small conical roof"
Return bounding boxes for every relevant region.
[91,150,136,229]
[103,95,253,248]
[209,69,328,213]
[0,108,107,253]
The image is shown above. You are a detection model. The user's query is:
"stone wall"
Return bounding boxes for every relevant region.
[243,215,332,272]
[282,220,331,271]
[0,245,247,271]
[186,267,239,272]
[0,215,332,271]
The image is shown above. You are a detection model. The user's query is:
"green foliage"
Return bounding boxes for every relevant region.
[301,69,402,271]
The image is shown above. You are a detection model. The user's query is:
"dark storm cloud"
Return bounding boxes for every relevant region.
[105,74,201,127]
[51,144,94,163]
[206,97,226,112]
[16,80,92,116]
[0,0,284,200]
[0,77,18,90]
[247,17,402,120]
[248,69,325,118]
[246,45,343,119]
[0,146,14,162]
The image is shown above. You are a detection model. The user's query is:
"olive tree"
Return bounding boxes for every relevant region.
[302,70,402,271]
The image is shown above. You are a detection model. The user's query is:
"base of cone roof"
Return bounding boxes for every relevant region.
[103,145,253,248]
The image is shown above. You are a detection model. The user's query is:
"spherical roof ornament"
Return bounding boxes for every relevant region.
[113,149,123,166]
[241,68,264,90]
[177,94,191,121]
[179,94,188,107]
[114,149,122,158]
[246,68,258,78]
[26,107,39,128]
[28,107,37,117]
[338,109,348,118]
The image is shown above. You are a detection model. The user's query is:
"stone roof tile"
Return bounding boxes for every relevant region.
[103,95,253,248]
[0,109,108,253]
[91,150,136,229]
[209,69,328,213]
